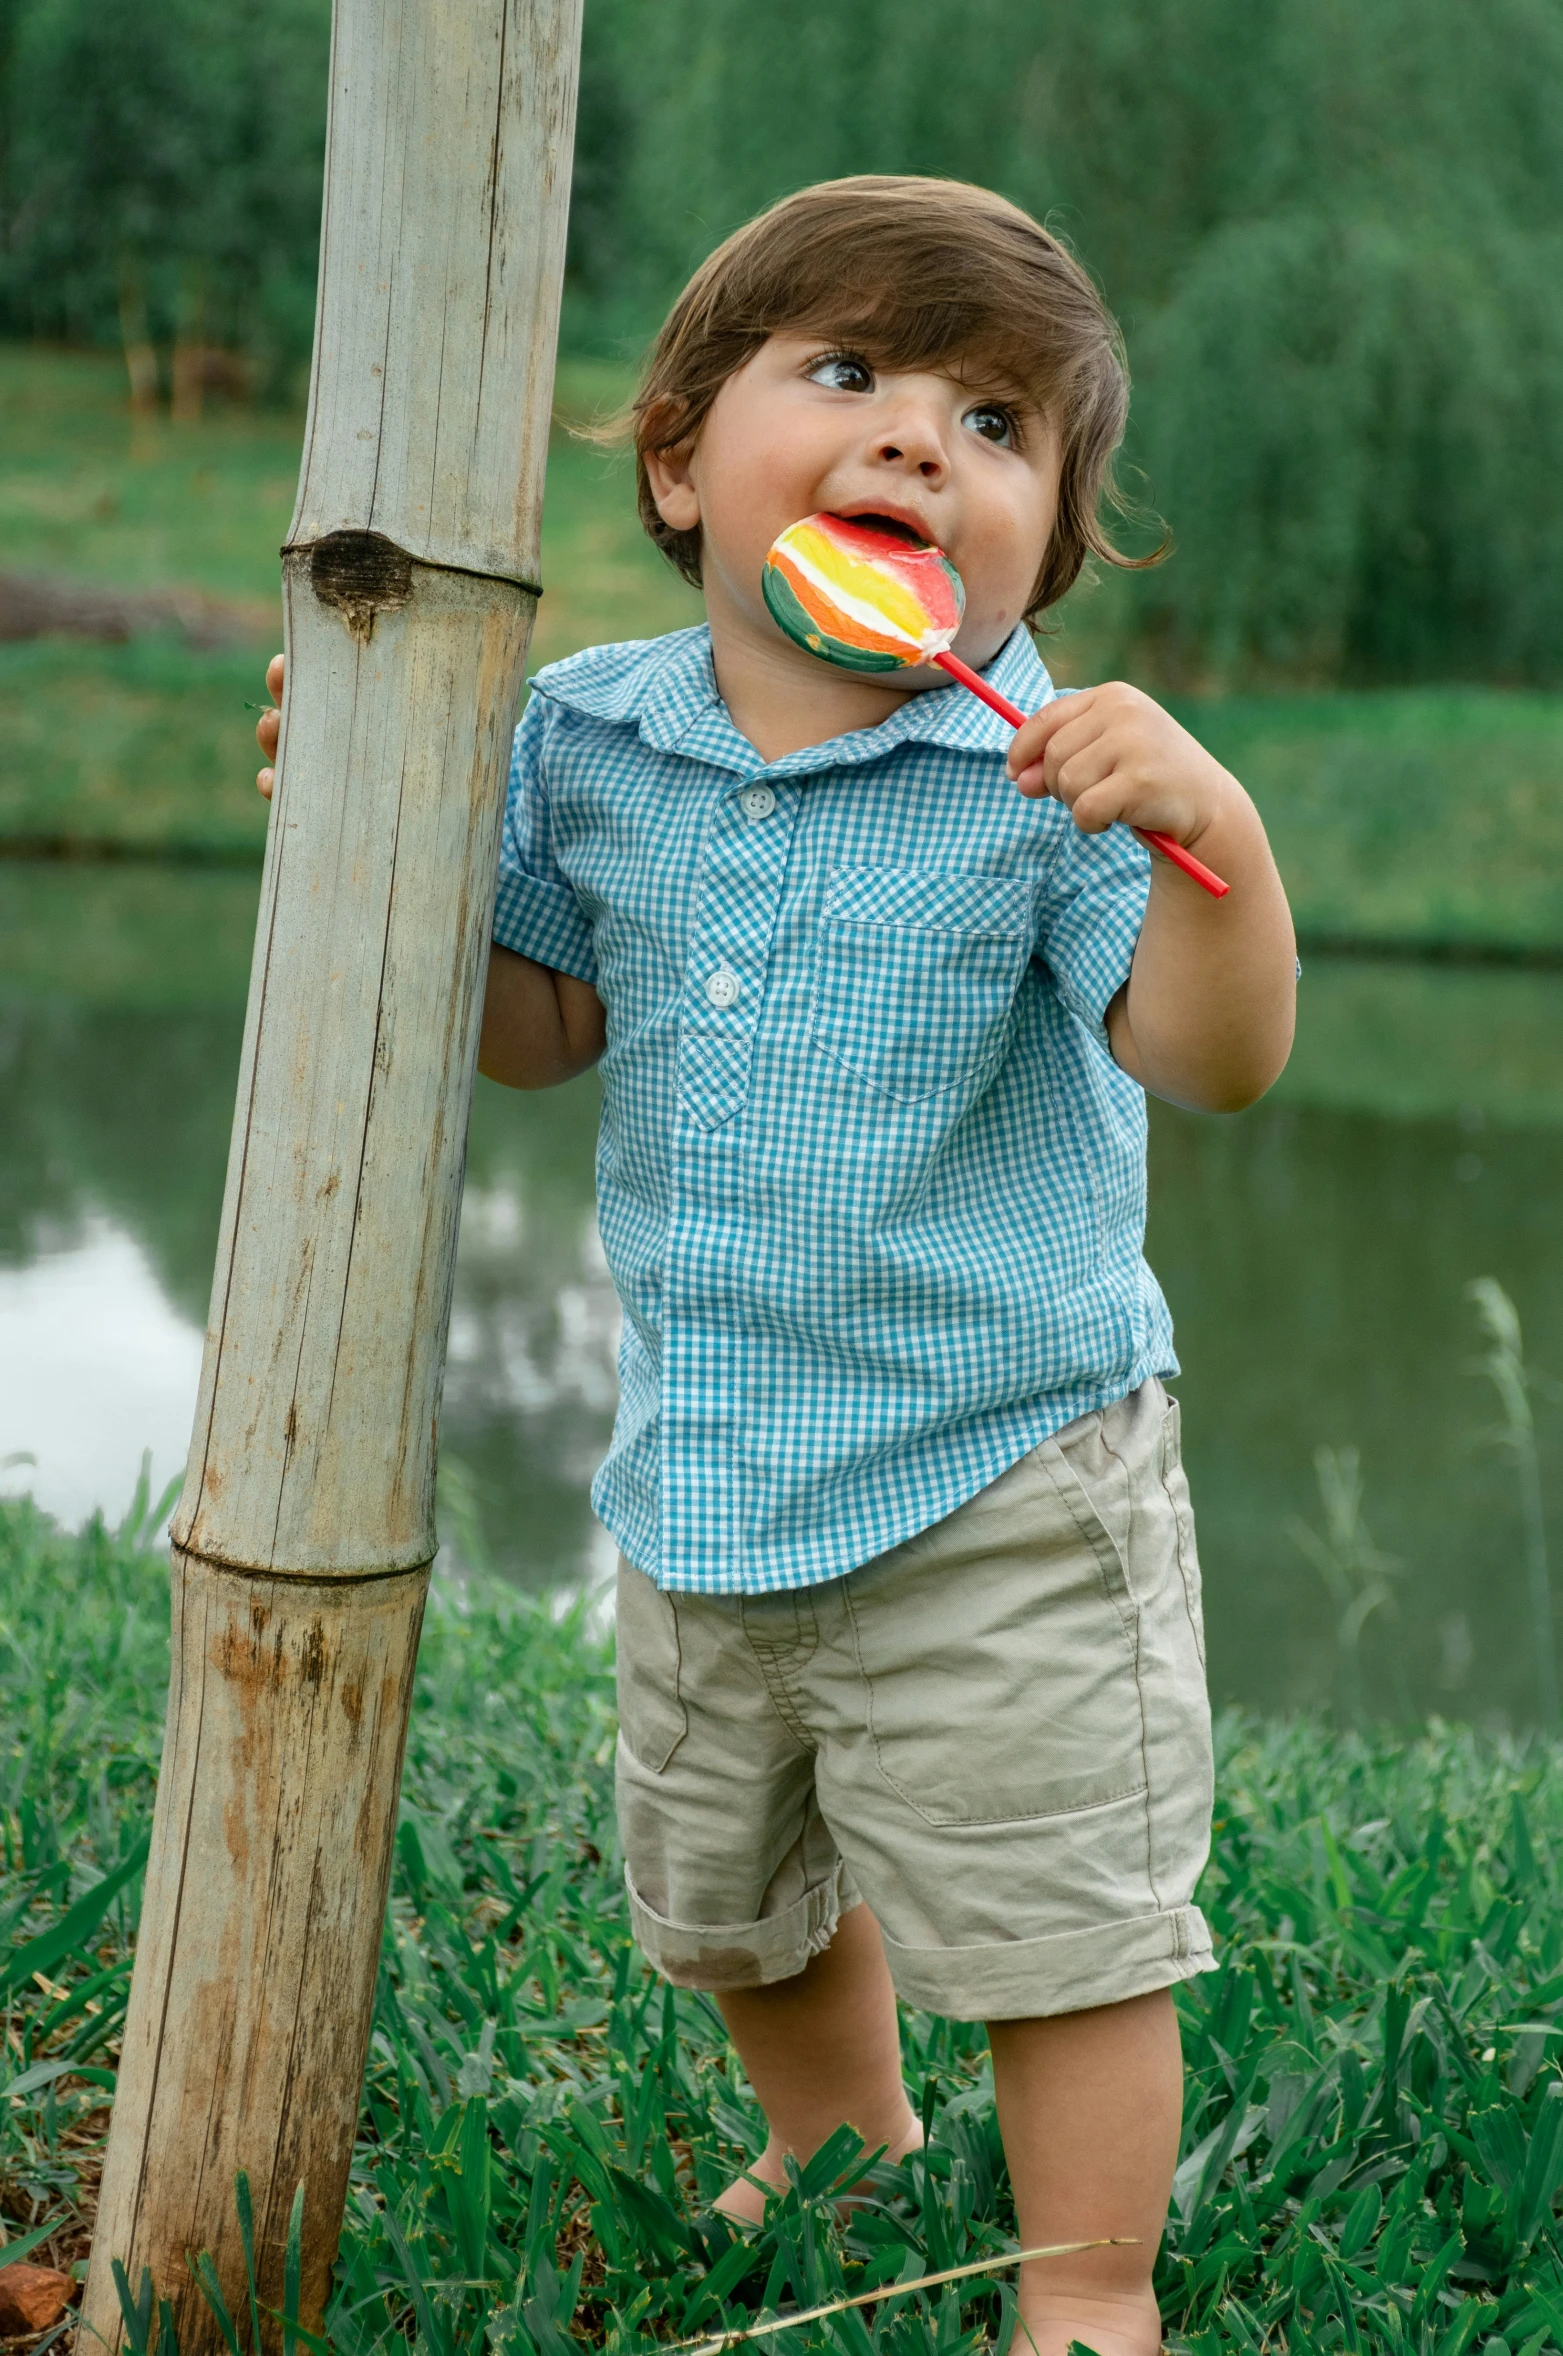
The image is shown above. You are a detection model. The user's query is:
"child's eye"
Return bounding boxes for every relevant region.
[807,352,875,395]
[963,401,1017,447]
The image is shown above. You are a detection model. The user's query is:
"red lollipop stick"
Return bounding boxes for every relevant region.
[759,513,1229,900]
[934,650,1230,900]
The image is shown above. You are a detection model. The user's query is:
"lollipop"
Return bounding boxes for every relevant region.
[762,511,965,673]
[763,513,1228,899]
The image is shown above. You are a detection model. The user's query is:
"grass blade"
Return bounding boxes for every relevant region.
[110,2261,154,2356]
[187,2251,245,2356]
[233,2171,264,2356]
[0,2219,66,2270]
[380,2202,451,2356]
[0,1833,150,1997]
[282,2181,304,2356]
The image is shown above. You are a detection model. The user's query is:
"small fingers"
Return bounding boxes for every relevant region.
[1014,707,1106,800]
[255,662,282,800]
[1066,780,1130,836]
[1006,688,1096,784]
[1050,737,1120,813]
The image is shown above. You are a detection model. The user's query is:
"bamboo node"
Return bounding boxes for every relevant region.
[308,531,414,644]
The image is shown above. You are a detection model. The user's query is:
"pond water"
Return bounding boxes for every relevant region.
[4,860,1563,1725]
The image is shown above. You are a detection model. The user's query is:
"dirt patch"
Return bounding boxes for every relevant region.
[0,573,276,650]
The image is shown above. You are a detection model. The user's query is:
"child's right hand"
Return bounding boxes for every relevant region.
[256,653,284,799]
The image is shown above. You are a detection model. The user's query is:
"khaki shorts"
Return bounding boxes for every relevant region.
[614,1378,1215,2021]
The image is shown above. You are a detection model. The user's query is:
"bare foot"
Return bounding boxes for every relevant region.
[712,2116,925,2226]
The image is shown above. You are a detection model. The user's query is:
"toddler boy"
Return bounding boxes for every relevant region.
[259,176,1295,2356]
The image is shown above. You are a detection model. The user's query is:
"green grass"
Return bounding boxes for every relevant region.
[0,637,276,857]
[1174,695,1563,958]
[0,860,262,1008]
[0,347,695,631]
[1275,957,1563,1128]
[0,349,302,606]
[12,1497,1563,2354]
[4,343,1563,952]
[0,347,700,860]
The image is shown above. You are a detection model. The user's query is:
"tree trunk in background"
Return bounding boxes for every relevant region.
[116,257,158,414]
[169,262,206,424]
[80,4,582,2348]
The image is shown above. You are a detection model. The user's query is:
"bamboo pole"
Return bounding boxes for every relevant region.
[81,5,581,2347]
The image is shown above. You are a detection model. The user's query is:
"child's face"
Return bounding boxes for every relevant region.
[645,333,1062,687]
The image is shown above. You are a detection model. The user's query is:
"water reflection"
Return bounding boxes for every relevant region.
[435,1138,622,1586]
[3,861,1563,1720]
[1150,1099,1563,1724]
[0,1220,203,1525]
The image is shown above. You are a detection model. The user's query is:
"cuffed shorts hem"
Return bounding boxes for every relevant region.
[625,1858,864,1991]
[881,1902,1216,2022]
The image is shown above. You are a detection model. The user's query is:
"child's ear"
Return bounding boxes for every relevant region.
[644,441,701,534]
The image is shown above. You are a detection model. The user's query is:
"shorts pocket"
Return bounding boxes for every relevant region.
[615,1561,687,1773]
[809,865,1031,1104]
[1159,1398,1206,1666]
[843,1449,1148,1826]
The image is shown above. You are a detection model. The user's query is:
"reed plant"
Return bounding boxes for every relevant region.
[11,1491,1563,2351]
[1468,1280,1560,1729]
[1287,1445,1406,1724]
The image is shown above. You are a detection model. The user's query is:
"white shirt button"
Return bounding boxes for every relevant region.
[705,965,741,1009]
[740,785,776,823]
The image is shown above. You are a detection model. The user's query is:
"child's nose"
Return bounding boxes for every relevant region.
[875,430,947,482]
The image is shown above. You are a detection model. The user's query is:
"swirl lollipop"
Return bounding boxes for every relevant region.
[763,513,1228,898]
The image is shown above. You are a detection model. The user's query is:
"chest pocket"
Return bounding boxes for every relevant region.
[809,865,1032,1104]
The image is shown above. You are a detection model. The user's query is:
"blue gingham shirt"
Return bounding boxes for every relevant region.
[493,623,1177,1594]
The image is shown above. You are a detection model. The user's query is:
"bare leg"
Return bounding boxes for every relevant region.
[989,1989,1182,2356]
[713,1903,922,2221]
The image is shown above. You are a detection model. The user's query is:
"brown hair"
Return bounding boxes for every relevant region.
[614,174,1162,622]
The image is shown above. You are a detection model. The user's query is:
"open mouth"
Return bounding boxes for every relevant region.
[830,510,931,549]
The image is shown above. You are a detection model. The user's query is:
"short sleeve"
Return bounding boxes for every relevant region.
[1034,808,1151,1041]
[491,694,598,984]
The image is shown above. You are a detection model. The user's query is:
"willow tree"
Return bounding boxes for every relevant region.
[81,3,582,2344]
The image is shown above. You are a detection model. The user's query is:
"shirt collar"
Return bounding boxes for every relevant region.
[531,622,1056,781]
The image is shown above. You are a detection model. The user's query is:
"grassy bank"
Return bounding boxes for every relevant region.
[3,346,1563,953]
[0,348,699,860]
[9,1498,1563,2353]
[1177,694,1563,959]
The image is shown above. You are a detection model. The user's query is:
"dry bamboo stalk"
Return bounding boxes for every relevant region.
[81,4,581,2348]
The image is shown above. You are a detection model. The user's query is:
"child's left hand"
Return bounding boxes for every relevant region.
[1006,682,1235,853]
[1005,681,1295,1113]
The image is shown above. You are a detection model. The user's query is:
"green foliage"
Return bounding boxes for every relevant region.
[0,0,331,390]
[1170,1717,1563,2355]
[577,0,1563,688]
[1126,205,1563,689]
[16,1495,1563,2349]
[4,0,1561,674]
[0,344,304,601]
